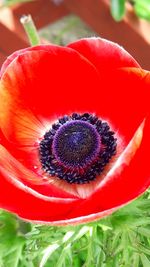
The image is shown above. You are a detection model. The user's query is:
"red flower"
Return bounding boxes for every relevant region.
[0,38,149,225]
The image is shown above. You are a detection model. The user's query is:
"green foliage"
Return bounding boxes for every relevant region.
[134,0,150,21]
[1,0,150,22]
[1,192,150,266]
[110,0,150,21]
[110,0,126,21]
[0,211,27,267]
[0,0,32,7]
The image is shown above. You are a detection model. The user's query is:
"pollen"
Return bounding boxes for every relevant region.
[39,113,117,184]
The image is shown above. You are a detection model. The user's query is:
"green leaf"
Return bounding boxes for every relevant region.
[110,0,126,21]
[137,227,150,238]
[1,191,150,266]
[132,253,140,267]
[134,0,150,21]
[40,243,60,267]
[55,244,72,267]
[2,237,24,267]
[140,253,150,267]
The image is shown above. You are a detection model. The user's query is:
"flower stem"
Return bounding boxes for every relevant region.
[20,15,40,46]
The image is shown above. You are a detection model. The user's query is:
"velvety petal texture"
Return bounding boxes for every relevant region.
[67,38,140,70]
[0,37,149,225]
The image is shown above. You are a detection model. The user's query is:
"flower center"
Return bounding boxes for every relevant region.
[52,120,101,169]
[39,113,117,184]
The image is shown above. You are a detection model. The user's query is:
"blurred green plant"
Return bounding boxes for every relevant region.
[110,0,126,21]
[134,0,150,21]
[1,191,150,266]
[0,0,150,23]
[0,0,32,7]
[111,0,150,21]
[1,0,150,22]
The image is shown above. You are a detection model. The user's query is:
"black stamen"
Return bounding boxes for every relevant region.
[39,113,117,184]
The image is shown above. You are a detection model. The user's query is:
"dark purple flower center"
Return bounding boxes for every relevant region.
[39,113,117,184]
[52,120,101,169]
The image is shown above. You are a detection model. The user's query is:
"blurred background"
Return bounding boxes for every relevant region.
[0,0,150,69]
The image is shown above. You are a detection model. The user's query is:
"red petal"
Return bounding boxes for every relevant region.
[39,117,149,225]
[67,37,140,72]
[20,205,120,225]
[0,49,149,188]
[0,145,81,222]
[0,144,77,200]
[1,38,139,78]
[99,68,150,144]
[0,49,148,149]
[14,116,150,225]
[0,117,149,224]
[0,45,63,77]
[0,167,80,221]
[0,143,120,224]
[0,129,7,146]
[0,47,100,146]
[64,117,150,221]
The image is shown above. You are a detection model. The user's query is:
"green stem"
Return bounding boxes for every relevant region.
[20,15,40,46]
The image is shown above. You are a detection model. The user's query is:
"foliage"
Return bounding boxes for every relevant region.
[0,0,32,7]
[1,0,150,22]
[0,191,150,266]
[110,0,150,21]
[110,0,126,21]
[134,0,150,21]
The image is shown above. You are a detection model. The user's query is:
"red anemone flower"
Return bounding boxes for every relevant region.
[0,37,150,225]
